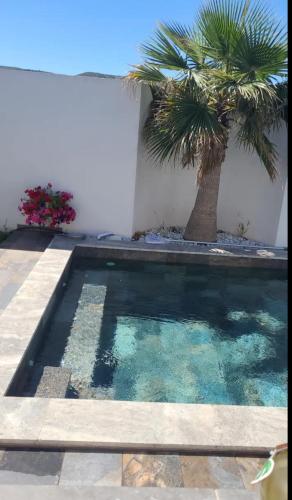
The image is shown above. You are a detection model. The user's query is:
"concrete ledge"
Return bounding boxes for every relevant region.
[0,398,287,454]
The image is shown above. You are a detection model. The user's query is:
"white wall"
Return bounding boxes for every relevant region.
[133,86,287,245]
[133,85,195,232]
[217,127,287,245]
[0,68,287,245]
[0,68,141,235]
[276,182,288,247]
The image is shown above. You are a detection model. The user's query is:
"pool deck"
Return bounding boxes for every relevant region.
[0,230,287,498]
[0,230,52,316]
[0,447,264,486]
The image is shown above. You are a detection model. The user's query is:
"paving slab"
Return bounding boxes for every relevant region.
[0,230,52,316]
[180,456,245,489]
[59,452,122,486]
[0,450,63,485]
[1,230,53,252]
[123,453,184,487]
[0,398,48,446]
[39,398,287,452]
[0,282,21,311]
[0,366,19,395]
[216,489,260,499]
[235,458,263,492]
[0,485,218,499]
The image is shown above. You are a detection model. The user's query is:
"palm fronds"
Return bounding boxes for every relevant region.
[144,83,226,168]
[126,0,287,178]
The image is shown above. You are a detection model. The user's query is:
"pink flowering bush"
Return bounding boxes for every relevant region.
[19,183,76,228]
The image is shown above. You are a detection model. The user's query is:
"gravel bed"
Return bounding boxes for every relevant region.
[136,227,265,247]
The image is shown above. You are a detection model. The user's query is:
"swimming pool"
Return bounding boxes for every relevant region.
[21,257,287,406]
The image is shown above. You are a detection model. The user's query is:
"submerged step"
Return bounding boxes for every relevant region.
[61,283,107,391]
[35,366,71,398]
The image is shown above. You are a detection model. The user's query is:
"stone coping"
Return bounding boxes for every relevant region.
[0,397,287,453]
[53,235,288,265]
[73,243,287,270]
[0,236,287,453]
[0,246,73,396]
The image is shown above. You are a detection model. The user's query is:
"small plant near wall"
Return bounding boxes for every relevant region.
[236,220,250,239]
[132,230,146,241]
[19,183,76,229]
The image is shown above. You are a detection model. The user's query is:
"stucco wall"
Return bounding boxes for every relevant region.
[0,68,141,235]
[133,85,287,245]
[0,68,287,245]
[217,127,287,245]
[133,85,196,232]
[275,182,288,247]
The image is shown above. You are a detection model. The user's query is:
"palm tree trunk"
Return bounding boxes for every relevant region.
[184,144,226,242]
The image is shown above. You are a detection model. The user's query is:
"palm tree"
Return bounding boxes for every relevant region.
[127,0,287,241]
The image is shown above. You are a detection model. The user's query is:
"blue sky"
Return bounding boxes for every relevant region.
[0,0,287,76]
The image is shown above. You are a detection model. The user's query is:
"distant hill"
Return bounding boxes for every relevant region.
[0,65,50,73]
[77,72,121,78]
[0,66,121,78]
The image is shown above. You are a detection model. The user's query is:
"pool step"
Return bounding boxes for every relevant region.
[61,283,107,390]
[35,366,71,398]
[0,486,260,499]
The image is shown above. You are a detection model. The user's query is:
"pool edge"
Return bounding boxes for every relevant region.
[0,397,287,454]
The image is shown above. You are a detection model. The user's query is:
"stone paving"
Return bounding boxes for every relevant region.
[0,229,52,315]
[0,485,260,500]
[0,449,263,497]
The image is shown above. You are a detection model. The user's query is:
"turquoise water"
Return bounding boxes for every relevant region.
[32,258,287,406]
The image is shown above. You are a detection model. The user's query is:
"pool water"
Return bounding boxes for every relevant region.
[29,258,287,406]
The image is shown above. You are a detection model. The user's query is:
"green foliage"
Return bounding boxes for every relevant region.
[127,0,287,180]
[236,220,250,238]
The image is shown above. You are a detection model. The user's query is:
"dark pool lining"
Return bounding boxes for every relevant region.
[7,246,287,399]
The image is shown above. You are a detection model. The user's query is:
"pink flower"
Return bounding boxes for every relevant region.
[19,183,76,228]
